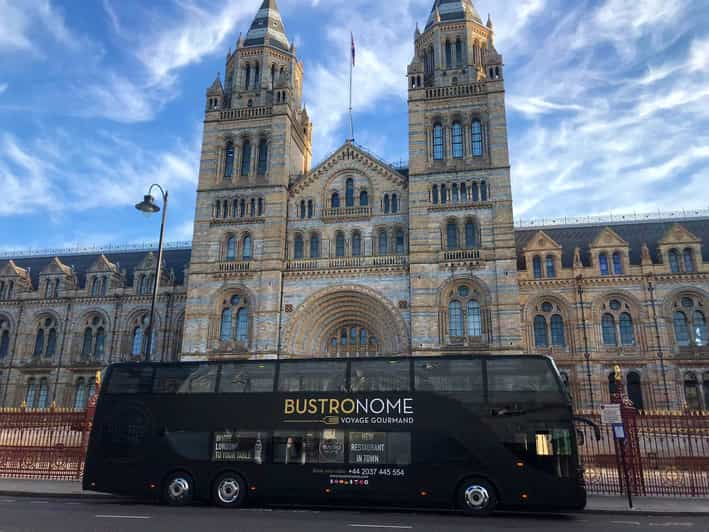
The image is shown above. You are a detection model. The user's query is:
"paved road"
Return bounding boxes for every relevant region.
[0,496,707,532]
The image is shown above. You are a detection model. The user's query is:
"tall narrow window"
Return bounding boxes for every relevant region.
[352,232,362,257]
[448,301,463,337]
[532,256,543,279]
[81,328,93,358]
[25,379,37,408]
[545,256,556,278]
[455,39,463,66]
[674,311,690,346]
[300,200,306,219]
[694,311,707,346]
[236,308,249,342]
[100,278,107,297]
[0,330,9,359]
[336,232,345,257]
[360,190,368,206]
[226,236,236,261]
[131,327,143,356]
[307,200,313,218]
[395,230,405,255]
[33,329,44,357]
[471,182,479,201]
[460,182,467,200]
[37,379,48,409]
[240,199,246,217]
[599,253,610,276]
[257,139,268,176]
[465,220,476,249]
[258,198,264,216]
[669,249,681,273]
[446,221,459,250]
[310,234,320,258]
[626,372,644,410]
[432,185,439,204]
[452,122,463,158]
[241,140,251,176]
[91,278,99,297]
[346,178,354,207]
[46,328,56,358]
[45,280,52,299]
[271,63,276,89]
[250,198,256,217]
[534,316,548,347]
[613,252,623,275]
[74,378,87,410]
[224,142,235,179]
[471,120,483,156]
[242,235,253,261]
[391,194,399,213]
[683,249,695,273]
[445,40,452,68]
[220,308,232,341]
[551,315,566,346]
[467,300,482,337]
[684,373,701,410]
[331,192,340,209]
[244,64,251,90]
[602,314,617,346]
[383,194,390,214]
[378,230,388,255]
[254,63,260,87]
[433,124,444,160]
[95,327,105,359]
[619,313,635,345]
[441,184,447,204]
[294,235,304,260]
[480,181,488,201]
[452,184,459,203]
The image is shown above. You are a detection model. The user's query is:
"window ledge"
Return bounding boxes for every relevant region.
[321,206,372,222]
[428,201,492,212]
[214,261,253,274]
[210,217,265,226]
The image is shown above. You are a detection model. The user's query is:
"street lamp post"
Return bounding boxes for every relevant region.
[647,276,670,408]
[576,275,594,409]
[135,185,169,363]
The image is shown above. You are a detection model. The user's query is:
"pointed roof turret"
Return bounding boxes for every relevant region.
[244,0,290,52]
[207,73,224,96]
[426,0,481,28]
[487,13,493,29]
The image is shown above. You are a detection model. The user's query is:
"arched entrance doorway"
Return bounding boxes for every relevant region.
[284,285,409,357]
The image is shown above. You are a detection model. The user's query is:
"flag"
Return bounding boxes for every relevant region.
[351,32,356,67]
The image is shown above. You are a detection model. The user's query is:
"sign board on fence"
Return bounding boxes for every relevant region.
[600,404,622,425]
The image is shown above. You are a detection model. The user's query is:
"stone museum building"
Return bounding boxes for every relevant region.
[0,0,708,411]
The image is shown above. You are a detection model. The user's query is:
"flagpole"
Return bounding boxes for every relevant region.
[349,32,355,142]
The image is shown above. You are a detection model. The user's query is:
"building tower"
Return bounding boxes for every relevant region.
[183,0,312,358]
[407,0,522,354]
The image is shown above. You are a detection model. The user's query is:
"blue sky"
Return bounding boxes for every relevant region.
[1,0,708,253]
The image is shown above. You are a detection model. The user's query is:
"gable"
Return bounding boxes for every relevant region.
[290,142,407,198]
[590,227,629,249]
[87,254,119,274]
[522,230,562,253]
[40,257,72,276]
[0,260,29,280]
[658,224,701,246]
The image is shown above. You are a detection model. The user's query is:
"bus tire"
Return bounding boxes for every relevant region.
[212,473,246,509]
[162,472,194,507]
[458,478,497,516]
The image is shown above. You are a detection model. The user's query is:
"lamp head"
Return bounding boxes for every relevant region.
[135,194,160,216]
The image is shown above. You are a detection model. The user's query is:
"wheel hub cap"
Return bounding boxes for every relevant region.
[218,479,240,504]
[169,478,190,500]
[465,485,490,510]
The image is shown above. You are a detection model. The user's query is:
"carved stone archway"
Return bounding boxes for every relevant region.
[283,285,409,357]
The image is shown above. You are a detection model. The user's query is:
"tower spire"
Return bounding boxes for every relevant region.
[244,0,290,51]
[426,0,481,28]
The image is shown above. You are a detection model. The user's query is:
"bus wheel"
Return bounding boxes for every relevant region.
[212,473,246,508]
[163,472,194,507]
[458,479,497,516]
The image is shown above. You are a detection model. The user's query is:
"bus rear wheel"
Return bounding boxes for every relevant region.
[458,479,497,516]
[163,472,194,507]
[212,473,246,508]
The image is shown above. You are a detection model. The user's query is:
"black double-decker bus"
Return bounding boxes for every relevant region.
[83,355,586,515]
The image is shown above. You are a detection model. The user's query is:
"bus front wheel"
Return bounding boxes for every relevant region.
[212,473,246,509]
[162,472,194,507]
[458,479,497,516]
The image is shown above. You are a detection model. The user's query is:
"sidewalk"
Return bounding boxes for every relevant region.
[1,479,708,515]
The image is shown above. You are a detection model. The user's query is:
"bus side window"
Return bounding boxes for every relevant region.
[414,358,483,397]
[154,365,217,394]
[350,360,410,392]
[219,363,275,393]
[349,432,411,466]
[486,358,563,405]
[105,366,154,394]
[278,361,347,392]
[273,430,345,464]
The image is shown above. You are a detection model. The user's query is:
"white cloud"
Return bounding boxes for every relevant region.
[0,83,7,95]
[0,0,77,55]
[135,0,260,87]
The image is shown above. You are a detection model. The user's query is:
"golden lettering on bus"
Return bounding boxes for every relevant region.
[284,399,295,415]
[340,398,355,415]
[329,399,340,414]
